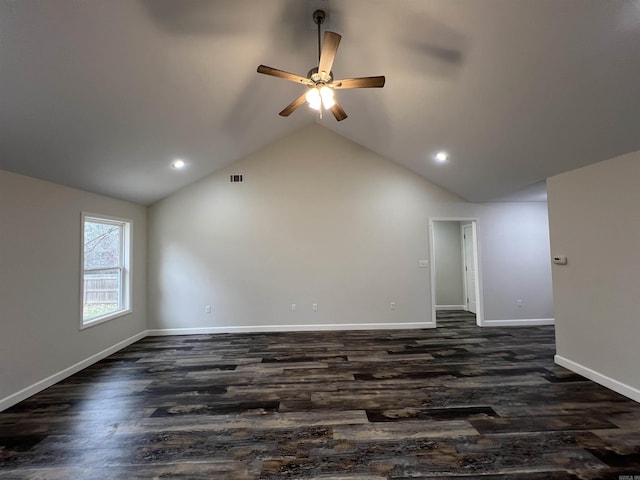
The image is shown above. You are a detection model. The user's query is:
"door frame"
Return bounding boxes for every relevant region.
[461,223,476,316]
[429,217,484,327]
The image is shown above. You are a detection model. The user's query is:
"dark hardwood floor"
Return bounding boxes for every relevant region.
[2,311,640,479]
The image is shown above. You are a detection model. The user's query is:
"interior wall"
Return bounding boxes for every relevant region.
[478,202,554,323]
[433,221,464,307]
[0,170,147,404]
[547,150,640,400]
[148,124,554,332]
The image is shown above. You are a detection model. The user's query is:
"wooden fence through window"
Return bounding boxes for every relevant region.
[84,273,119,305]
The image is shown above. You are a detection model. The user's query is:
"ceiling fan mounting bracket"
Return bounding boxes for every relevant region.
[312,10,326,26]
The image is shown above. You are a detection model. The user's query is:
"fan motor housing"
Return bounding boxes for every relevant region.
[307,67,332,84]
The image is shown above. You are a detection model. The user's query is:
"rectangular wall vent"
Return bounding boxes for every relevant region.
[230,174,244,183]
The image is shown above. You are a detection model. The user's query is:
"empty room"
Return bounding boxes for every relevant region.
[1,1,639,479]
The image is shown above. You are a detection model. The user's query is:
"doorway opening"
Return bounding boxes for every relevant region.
[429,218,483,327]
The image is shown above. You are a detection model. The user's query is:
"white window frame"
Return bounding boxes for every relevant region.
[80,212,133,329]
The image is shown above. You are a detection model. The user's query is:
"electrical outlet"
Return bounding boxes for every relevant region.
[291,303,296,311]
[312,303,318,311]
[205,305,212,314]
[390,302,397,310]
[516,299,523,307]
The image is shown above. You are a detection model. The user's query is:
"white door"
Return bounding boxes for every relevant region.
[463,224,477,314]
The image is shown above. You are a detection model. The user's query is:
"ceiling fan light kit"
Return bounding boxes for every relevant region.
[257,9,385,121]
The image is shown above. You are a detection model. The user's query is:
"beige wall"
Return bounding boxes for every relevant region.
[0,170,147,405]
[548,150,640,401]
[433,221,465,307]
[148,124,553,332]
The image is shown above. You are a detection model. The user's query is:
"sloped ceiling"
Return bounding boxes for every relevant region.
[1,0,639,205]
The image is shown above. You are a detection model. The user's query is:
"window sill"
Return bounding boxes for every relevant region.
[80,308,132,330]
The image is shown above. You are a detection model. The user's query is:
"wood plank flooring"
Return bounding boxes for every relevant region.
[2,311,640,479]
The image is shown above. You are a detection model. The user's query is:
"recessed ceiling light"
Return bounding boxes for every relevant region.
[171,159,185,169]
[435,151,449,163]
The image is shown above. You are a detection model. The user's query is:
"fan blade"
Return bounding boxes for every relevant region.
[257,65,312,85]
[332,76,386,89]
[330,101,348,122]
[279,92,308,117]
[318,32,341,77]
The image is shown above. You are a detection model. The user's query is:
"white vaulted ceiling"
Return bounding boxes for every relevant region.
[1,0,639,205]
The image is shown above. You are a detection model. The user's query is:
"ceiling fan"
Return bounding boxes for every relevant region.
[257,9,385,121]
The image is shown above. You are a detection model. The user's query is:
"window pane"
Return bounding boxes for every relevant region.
[84,220,122,269]
[81,214,131,327]
[83,268,122,320]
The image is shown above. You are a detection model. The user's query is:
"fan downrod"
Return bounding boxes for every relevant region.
[313,10,326,63]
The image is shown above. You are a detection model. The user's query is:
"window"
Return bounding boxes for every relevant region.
[81,213,132,328]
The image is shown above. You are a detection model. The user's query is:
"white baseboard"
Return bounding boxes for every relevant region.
[482,318,555,327]
[555,355,640,404]
[147,322,435,336]
[0,331,146,412]
[435,305,466,311]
